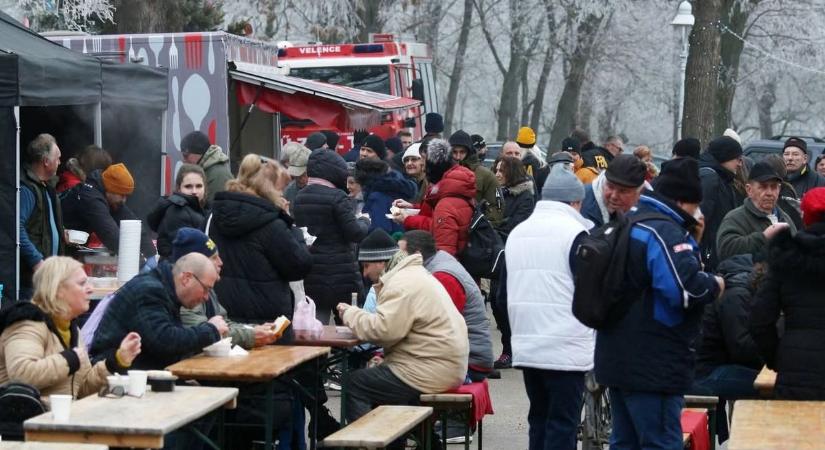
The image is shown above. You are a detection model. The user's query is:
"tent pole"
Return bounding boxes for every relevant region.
[13,106,20,304]
[94,102,102,146]
[161,109,168,195]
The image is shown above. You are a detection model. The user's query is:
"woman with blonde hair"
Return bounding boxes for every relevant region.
[209,154,313,332]
[0,256,141,400]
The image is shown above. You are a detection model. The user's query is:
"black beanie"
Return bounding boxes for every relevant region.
[385,137,403,156]
[425,113,444,134]
[362,135,387,160]
[180,131,211,155]
[561,137,581,153]
[305,132,327,151]
[706,136,742,163]
[653,158,703,203]
[672,137,701,159]
[321,130,340,151]
[358,228,399,261]
[448,130,475,155]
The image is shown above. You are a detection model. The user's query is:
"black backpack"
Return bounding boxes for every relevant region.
[572,212,667,329]
[0,381,46,440]
[459,201,505,279]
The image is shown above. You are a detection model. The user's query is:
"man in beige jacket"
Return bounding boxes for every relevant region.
[336,234,469,424]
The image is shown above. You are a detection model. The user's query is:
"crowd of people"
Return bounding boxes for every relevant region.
[4,111,825,450]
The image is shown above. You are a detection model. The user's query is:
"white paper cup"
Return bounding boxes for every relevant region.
[128,370,148,397]
[50,394,72,421]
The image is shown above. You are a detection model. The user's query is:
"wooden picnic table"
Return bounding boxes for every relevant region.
[167,344,331,450]
[728,400,825,450]
[293,325,361,348]
[166,344,330,381]
[23,386,238,449]
[1,443,108,450]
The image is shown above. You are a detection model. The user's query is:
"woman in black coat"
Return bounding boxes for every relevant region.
[293,149,370,324]
[750,188,825,399]
[493,156,536,239]
[209,154,313,329]
[147,164,208,259]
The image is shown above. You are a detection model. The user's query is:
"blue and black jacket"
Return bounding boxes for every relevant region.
[594,191,721,394]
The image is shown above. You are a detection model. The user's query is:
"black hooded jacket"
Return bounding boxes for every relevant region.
[699,152,744,272]
[146,193,207,258]
[61,170,156,258]
[209,191,313,323]
[750,222,825,399]
[695,254,763,377]
[293,150,369,311]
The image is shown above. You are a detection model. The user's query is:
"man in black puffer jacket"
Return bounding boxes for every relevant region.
[699,136,745,272]
[294,149,370,324]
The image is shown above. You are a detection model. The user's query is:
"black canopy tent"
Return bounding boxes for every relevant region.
[0,11,168,303]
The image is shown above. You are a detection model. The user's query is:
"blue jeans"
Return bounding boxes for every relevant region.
[609,388,683,450]
[522,368,585,450]
[692,364,759,399]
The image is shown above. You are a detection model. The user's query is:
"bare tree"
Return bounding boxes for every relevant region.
[683,0,723,145]
[443,0,474,135]
[547,4,608,155]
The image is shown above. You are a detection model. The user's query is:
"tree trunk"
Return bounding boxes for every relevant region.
[530,43,554,134]
[496,54,524,140]
[354,0,385,43]
[757,80,776,138]
[112,0,170,33]
[682,0,723,145]
[713,0,749,136]
[520,65,530,128]
[547,11,604,156]
[443,0,474,135]
[531,0,556,137]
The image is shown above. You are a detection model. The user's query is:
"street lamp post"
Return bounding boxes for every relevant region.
[672,0,695,141]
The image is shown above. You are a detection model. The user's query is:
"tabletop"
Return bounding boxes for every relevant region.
[166,344,331,382]
[728,400,825,450]
[24,386,238,449]
[0,443,108,450]
[293,325,361,348]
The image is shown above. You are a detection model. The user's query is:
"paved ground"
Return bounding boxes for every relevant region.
[324,306,728,450]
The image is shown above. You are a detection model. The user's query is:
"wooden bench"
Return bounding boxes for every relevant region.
[753,366,777,397]
[419,393,481,450]
[684,395,719,450]
[320,405,433,449]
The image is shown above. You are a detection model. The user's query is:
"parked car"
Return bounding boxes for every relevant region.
[743,136,825,169]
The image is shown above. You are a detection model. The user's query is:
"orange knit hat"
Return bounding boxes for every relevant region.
[101,163,134,195]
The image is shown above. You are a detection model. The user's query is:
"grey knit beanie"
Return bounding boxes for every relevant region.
[542,164,584,202]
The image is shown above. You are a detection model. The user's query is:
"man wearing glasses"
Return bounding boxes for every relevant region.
[90,252,229,371]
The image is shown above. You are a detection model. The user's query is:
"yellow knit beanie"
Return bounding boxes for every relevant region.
[516,126,536,147]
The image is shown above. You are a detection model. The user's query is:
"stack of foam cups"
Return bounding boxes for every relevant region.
[117,220,142,284]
